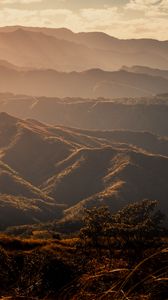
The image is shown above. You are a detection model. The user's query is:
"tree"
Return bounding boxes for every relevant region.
[112,199,165,244]
[79,206,112,257]
[80,200,165,260]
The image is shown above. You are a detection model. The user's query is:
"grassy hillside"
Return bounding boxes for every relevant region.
[0,157,55,201]
[0,112,168,229]
[43,147,168,224]
[0,160,63,228]
[0,114,75,185]
[0,195,63,229]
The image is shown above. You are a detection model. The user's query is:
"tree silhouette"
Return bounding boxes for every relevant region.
[80,200,165,260]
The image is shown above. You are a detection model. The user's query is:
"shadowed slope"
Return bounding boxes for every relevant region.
[0,160,63,228]
[70,127,168,156]
[0,160,53,201]
[0,114,75,185]
[61,149,168,222]
[42,146,168,215]
[0,112,20,148]
[43,147,117,206]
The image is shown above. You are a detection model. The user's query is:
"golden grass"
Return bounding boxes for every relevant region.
[0,231,167,300]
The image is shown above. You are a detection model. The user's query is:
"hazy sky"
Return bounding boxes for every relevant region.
[0,0,168,39]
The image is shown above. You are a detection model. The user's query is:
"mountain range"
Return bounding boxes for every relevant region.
[0,112,168,229]
[0,20,168,300]
[0,25,167,231]
[0,26,167,71]
[0,26,167,99]
[0,63,168,98]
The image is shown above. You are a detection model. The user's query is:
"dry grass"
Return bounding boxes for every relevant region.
[0,232,168,300]
[68,249,168,300]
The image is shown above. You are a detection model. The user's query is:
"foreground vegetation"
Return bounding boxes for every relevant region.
[0,200,168,299]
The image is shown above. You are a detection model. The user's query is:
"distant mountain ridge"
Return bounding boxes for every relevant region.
[0,26,167,71]
[122,65,168,80]
[0,94,168,136]
[0,64,168,98]
[0,26,167,99]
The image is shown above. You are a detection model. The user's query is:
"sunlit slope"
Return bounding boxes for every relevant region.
[0,194,62,229]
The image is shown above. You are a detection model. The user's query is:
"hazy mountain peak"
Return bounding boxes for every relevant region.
[77,30,117,39]
[55,27,74,34]
[82,68,105,75]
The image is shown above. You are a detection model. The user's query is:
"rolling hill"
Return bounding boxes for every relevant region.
[0,112,168,228]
